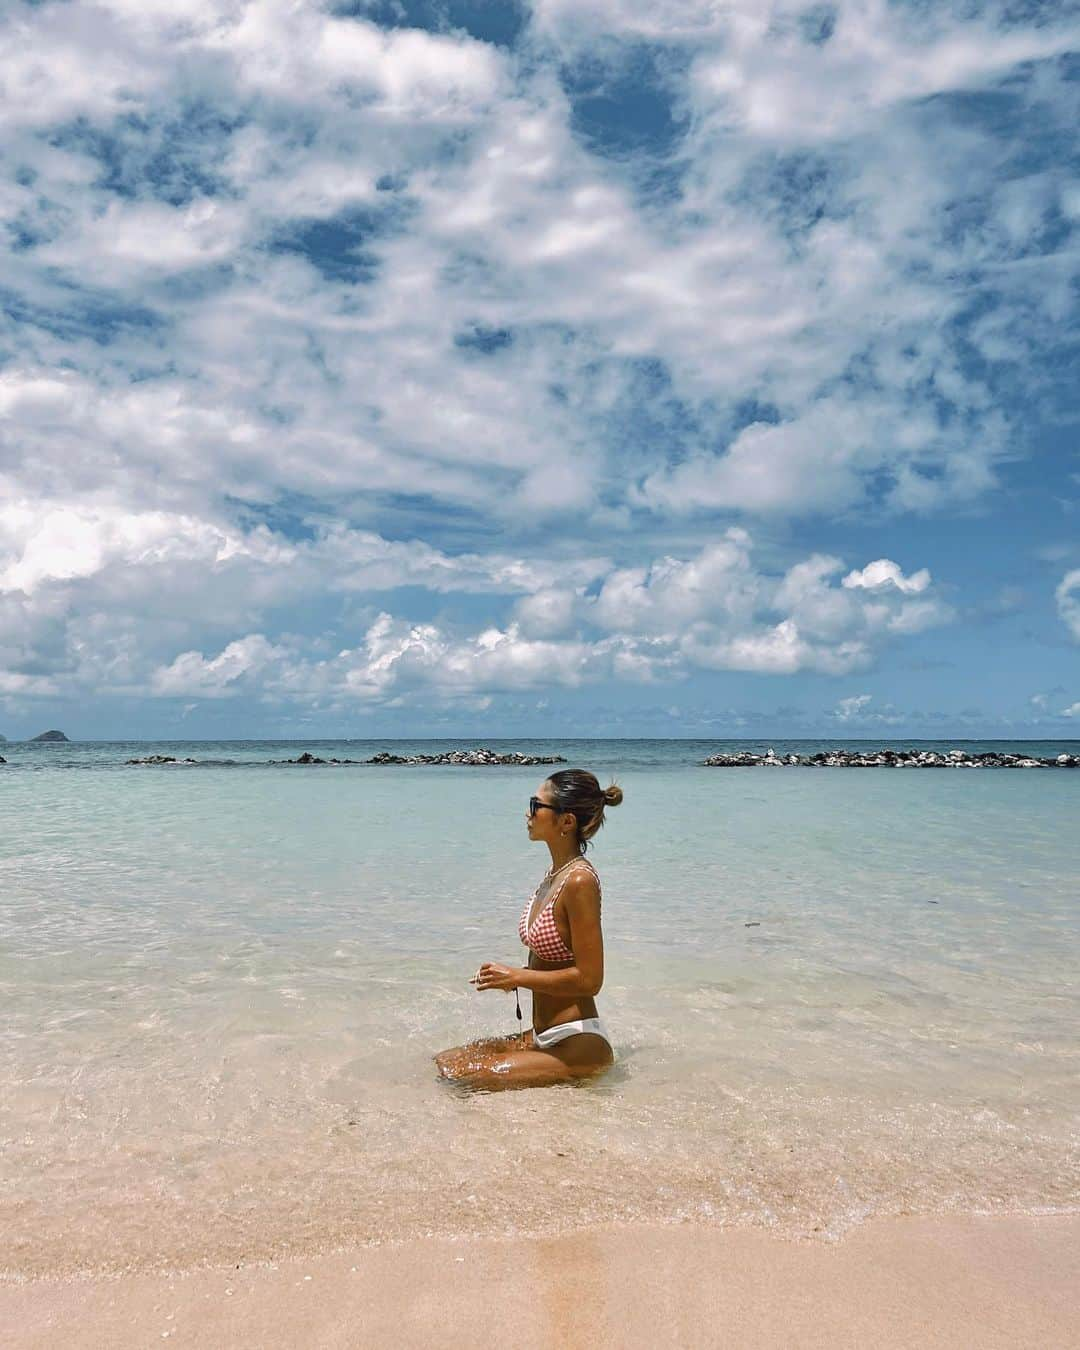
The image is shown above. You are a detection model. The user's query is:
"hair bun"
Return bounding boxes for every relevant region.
[603,783,623,807]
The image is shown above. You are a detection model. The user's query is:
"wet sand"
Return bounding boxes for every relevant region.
[3,1213,1077,1349]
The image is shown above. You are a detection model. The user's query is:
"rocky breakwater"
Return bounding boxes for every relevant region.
[263,747,566,766]
[366,747,566,766]
[703,747,1080,768]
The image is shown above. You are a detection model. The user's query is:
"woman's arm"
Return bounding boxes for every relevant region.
[476,872,604,998]
[513,962,599,998]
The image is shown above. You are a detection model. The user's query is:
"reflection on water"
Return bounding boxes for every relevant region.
[1,743,1078,1274]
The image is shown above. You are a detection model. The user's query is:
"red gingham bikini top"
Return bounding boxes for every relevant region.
[519,857,601,963]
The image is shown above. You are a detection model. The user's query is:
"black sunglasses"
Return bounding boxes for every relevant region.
[528,796,560,817]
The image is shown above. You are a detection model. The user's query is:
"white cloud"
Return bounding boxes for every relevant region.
[842,559,932,595]
[0,1,1071,724]
[1056,570,1080,642]
[0,3,162,131]
[3,0,1068,540]
[835,693,873,720]
[590,530,760,635]
[0,669,60,697]
[0,497,608,604]
[513,588,578,638]
[12,527,948,706]
[683,618,869,676]
[224,5,503,115]
[36,199,246,280]
[0,500,289,596]
[778,554,950,643]
[151,635,286,698]
[686,2,1078,145]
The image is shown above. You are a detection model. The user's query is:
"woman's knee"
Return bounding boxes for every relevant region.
[434,1033,519,1065]
[434,1041,497,1080]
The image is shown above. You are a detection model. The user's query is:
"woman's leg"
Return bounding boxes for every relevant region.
[436,1032,613,1092]
[433,1030,534,1079]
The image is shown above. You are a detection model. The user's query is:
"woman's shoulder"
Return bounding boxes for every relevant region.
[559,860,602,903]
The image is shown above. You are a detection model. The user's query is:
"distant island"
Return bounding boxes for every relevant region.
[30,730,70,742]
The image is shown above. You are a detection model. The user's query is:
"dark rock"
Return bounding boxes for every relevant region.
[0,754,5,763]
[31,729,69,742]
[126,754,198,765]
[267,752,368,765]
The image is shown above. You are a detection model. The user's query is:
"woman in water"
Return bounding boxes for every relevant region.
[435,769,621,1091]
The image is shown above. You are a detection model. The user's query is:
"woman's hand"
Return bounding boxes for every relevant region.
[470,962,520,992]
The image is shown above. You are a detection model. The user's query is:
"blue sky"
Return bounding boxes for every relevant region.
[0,0,1077,739]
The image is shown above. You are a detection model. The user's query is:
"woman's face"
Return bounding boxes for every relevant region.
[526,779,566,842]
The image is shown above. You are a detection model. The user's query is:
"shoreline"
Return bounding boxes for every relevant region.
[4,1213,1077,1349]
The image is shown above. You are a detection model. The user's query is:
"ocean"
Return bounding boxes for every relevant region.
[1,739,1078,1276]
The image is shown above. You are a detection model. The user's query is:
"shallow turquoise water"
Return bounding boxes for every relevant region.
[1,740,1078,1274]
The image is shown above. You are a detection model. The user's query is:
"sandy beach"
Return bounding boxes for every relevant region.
[4,1213,1077,1349]
[7,0,1080,1338]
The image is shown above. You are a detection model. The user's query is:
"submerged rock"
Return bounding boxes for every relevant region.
[126,755,198,764]
[703,747,1080,768]
[269,752,363,765]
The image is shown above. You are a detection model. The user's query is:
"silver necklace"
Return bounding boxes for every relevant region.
[544,853,584,881]
[529,853,585,927]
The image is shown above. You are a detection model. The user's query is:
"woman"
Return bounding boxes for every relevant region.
[434,769,622,1091]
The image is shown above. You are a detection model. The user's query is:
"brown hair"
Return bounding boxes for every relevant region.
[545,769,623,854]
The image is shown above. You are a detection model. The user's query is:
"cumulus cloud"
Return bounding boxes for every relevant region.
[834,693,873,720]
[0,1,1072,724]
[1056,570,1080,642]
[3,0,1073,535]
[152,634,286,698]
[842,560,931,595]
[0,499,608,605]
[590,530,760,634]
[117,534,951,705]
[829,692,906,726]
[512,588,578,638]
[682,618,867,676]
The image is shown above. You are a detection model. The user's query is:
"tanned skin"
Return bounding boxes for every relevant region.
[433,780,614,1092]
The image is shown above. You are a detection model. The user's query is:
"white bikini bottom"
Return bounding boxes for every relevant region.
[532,1018,614,1058]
